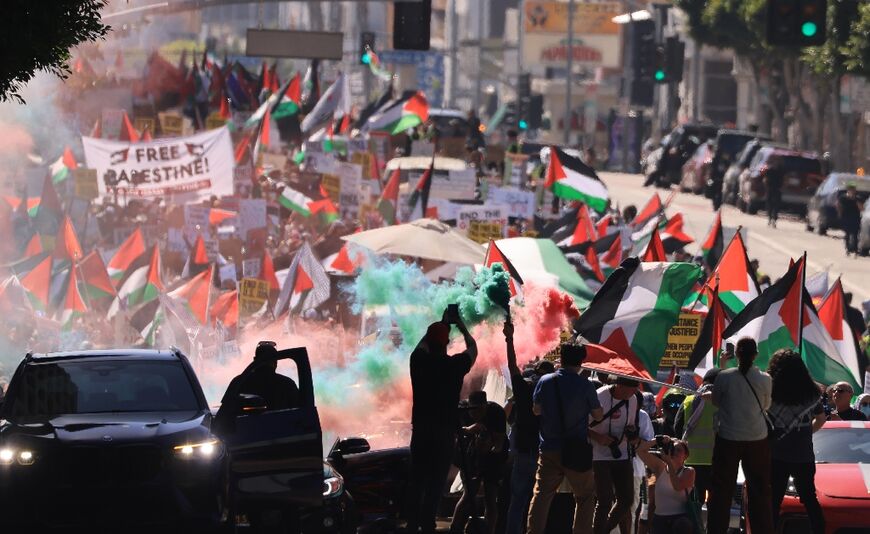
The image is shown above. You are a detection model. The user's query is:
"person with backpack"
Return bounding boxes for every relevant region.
[706,337,774,534]
[673,368,719,504]
[767,349,826,534]
[588,377,643,534]
[526,343,603,534]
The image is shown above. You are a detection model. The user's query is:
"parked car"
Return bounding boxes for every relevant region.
[722,139,786,206]
[707,130,767,201]
[680,140,714,194]
[806,173,870,235]
[737,147,824,215]
[648,124,718,186]
[744,421,870,533]
[859,200,870,255]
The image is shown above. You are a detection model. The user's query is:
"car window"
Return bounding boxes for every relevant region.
[739,143,761,166]
[8,360,200,418]
[780,156,821,174]
[814,428,870,464]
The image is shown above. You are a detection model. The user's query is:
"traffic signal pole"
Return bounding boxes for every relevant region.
[564,0,575,146]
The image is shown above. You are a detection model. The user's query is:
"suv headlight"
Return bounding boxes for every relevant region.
[0,447,36,466]
[323,475,344,498]
[173,439,222,459]
[785,476,798,496]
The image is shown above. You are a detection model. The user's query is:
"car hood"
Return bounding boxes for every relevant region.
[1,411,211,444]
[817,463,870,500]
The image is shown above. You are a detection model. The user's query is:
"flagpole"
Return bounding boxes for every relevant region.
[797,251,807,356]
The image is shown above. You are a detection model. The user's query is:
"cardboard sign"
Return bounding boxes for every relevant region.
[158,111,184,136]
[351,152,375,180]
[73,168,100,199]
[219,263,238,285]
[81,127,235,202]
[503,153,530,188]
[134,117,156,137]
[183,205,212,244]
[661,312,704,367]
[242,258,262,279]
[101,109,125,139]
[205,113,227,130]
[239,277,270,315]
[487,186,536,219]
[468,220,506,244]
[457,205,507,243]
[321,174,340,202]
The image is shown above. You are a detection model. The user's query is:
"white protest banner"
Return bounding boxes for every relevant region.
[430,168,477,200]
[337,162,362,220]
[238,198,267,241]
[305,152,337,174]
[219,263,238,285]
[82,126,235,202]
[457,205,508,243]
[242,258,262,279]
[487,186,537,219]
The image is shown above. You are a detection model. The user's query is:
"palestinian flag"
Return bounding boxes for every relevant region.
[699,256,858,388]
[20,255,52,311]
[120,111,140,142]
[79,251,117,300]
[364,90,429,135]
[309,198,339,225]
[598,233,623,277]
[210,290,239,328]
[641,225,667,262]
[33,174,62,236]
[108,227,146,282]
[408,156,435,215]
[0,275,31,313]
[688,281,729,371]
[300,73,347,133]
[631,192,665,229]
[328,244,358,275]
[596,213,613,238]
[278,185,314,217]
[353,84,394,131]
[708,231,759,316]
[54,216,83,261]
[566,204,597,246]
[574,258,702,376]
[251,106,274,163]
[50,147,77,184]
[181,234,210,278]
[659,213,694,253]
[701,211,724,268]
[274,242,331,316]
[490,238,596,307]
[58,262,87,330]
[378,168,401,225]
[23,234,43,258]
[273,73,302,119]
[262,250,280,290]
[485,239,524,298]
[169,265,214,325]
[108,245,163,318]
[138,299,165,347]
[90,118,101,138]
[817,278,863,388]
[544,147,609,212]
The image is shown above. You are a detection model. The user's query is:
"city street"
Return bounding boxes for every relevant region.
[601,171,870,302]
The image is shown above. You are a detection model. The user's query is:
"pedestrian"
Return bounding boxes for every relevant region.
[852,393,870,419]
[673,368,719,504]
[506,130,521,154]
[406,311,478,534]
[450,391,508,534]
[588,377,643,534]
[503,322,554,534]
[837,183,863,257]
[767,349,826,534]
[765,165,783,227]
[526,343,603,534]
[707,337,774,534]
[635,435,696,534]
[826,381,867,421]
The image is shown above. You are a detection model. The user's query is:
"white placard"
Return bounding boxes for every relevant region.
[82,127,235,202]
[183,205,212,244]
[242,258,262,279]
[430,168,477,200]
[238,198,267,240]
[219,263,238,284]
[487,186,537,219]
[337,162,362,220]
[456,205,508,233]
[305,151,337,174]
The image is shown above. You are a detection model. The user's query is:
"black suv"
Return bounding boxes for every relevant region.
[0,347,332,532]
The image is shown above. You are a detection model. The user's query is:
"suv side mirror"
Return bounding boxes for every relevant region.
[239,394,268,414]
[336,437,370,456]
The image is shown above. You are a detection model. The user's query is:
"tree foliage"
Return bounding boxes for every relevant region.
[843,3,870,76]
[0,0,109,103]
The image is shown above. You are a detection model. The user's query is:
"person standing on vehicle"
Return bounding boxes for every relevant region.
[635,436,696,534]
[765,164,784,227]
[503,323,554,534]
[407,312,478,534]
[526,343,603,534]
[767,349,826,534]
[837,183,863,257]
[673,368,719,504]
[826,381,867,421]
[588,377,642,534]
[707,337,774,534]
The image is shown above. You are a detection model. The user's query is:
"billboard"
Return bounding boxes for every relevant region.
[524,1,621,35]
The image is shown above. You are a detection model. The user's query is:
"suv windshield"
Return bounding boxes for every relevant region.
[717,135,754,157]
[778,156,822,174]
[9,360,200,419]
[814,429,870,464]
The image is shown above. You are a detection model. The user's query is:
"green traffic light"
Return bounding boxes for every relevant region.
[655,70,665,81]
[362,52,371,64]
[518,120,528,130]
[801,21,817,37]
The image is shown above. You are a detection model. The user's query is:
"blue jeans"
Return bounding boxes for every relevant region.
[505,451,538,534]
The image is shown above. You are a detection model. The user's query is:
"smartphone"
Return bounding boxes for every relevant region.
[446,303,459,324]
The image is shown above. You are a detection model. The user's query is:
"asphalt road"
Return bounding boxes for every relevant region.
[599,171,870,303]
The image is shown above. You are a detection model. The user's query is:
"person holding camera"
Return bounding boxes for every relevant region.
[526,343,603,534]
[406,308,478,534]
[588,377,643,534]
[635,435,696,534]
[673,368,719,504]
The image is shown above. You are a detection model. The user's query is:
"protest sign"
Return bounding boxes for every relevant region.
[134,117,156,137]
[411,139,435,157]
[430,168,477,200]
[428,198,462,221]
[661,312,703,367]
[101,109,125,139]
[321,174,340,202]
[242,258,262,279]
[305,152,337,174]
[167,227,187,252]
[183,205,212,244]
[158,111,184,136]
[457,205,507,243]
[261,152,288,171]
[338,163,362,220]
[233,162,254,198]
[219,263,238,285]
[82,127,235,202]
[504,153,530,188]
[487,186,536,219]
[73,168,100,199]
[351,151,375,180]
[239,278,270,315]
[238,198,267,241]
[205,113,227,130]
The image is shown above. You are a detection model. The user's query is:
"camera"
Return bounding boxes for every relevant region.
[608,439,622,459]
[624,425,639,441]
[655,435,674,455]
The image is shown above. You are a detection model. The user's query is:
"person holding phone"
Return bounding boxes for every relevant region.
[406,306,478,534]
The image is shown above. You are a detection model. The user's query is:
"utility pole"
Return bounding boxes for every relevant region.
[563,0,575,146]
[446,0,458,108]
[474,0,486,115]
[517,0,524,88]
[359,1,371,101]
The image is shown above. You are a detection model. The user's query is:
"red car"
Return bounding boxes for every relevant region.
[745,421,870,533]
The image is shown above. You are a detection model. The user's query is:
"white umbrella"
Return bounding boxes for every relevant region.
[342,218,486,264]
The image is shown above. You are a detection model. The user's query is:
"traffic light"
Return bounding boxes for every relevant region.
[394,0,431,50]
[517,73,531,130]
[632,20,656,82]
[653,45,667,83]
[766,0,827,47]
[666,37,685,83]
[527,94,544,130]
[503,101,517,128]
[360,31,376,65]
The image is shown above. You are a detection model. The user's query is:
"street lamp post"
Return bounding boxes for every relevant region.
[564,0,575,146]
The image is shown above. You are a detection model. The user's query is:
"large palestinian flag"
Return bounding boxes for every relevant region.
[544,147,609,212]
[484,239,524,298]
[278,185,314,217]
[20,255,52,311]
[817,278,863,388]
[108,245,163,318]
[687,281,729,372]
[364,90,429,135]
[108,227,146,282]
[707,230,758,316]
[274,242,330,316]
[631,192,666,229]
[80,251,117,300]
[574,258,701,376]
[700,211,724,268]
[169,265,214,325]
[704,257,860,390]
[377,168,401,225]
[58,262,87,330]
[561,231,623,282]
